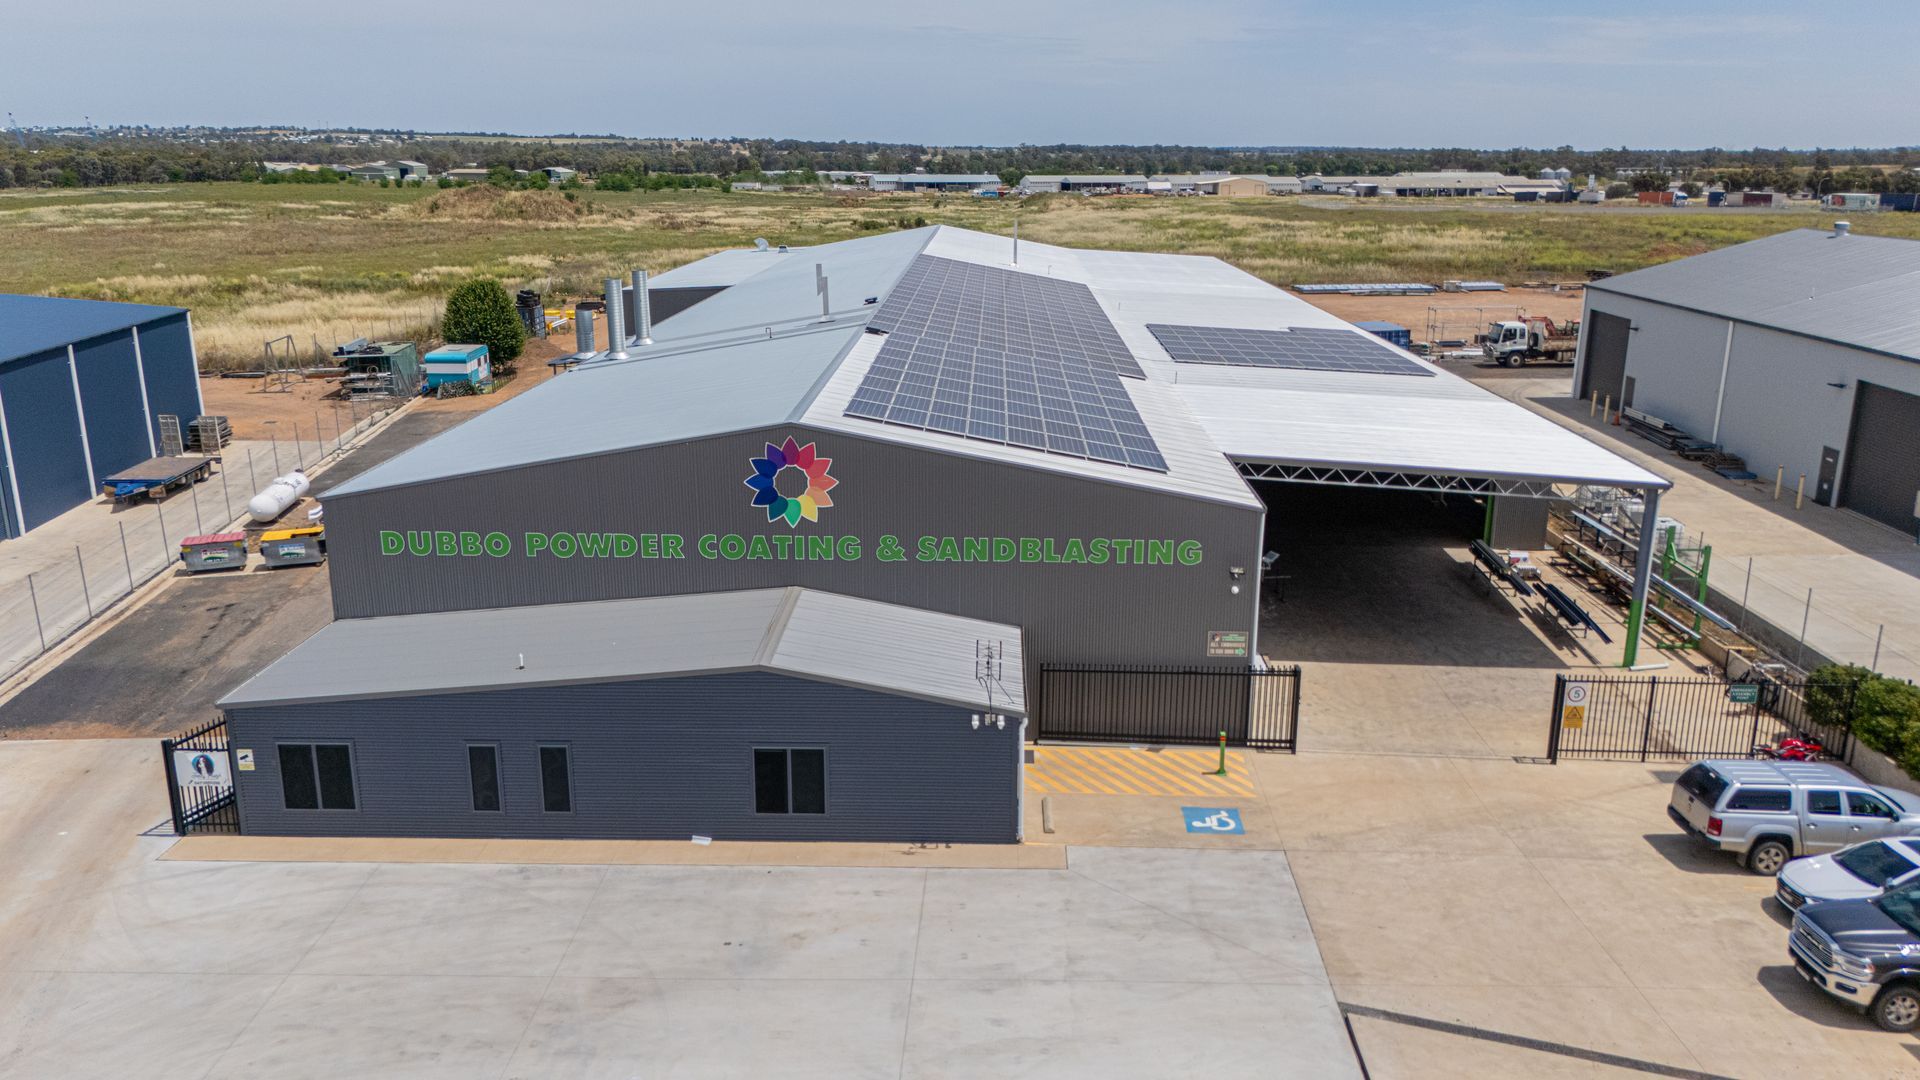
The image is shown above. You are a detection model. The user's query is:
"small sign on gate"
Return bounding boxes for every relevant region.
[1561,681,1590,729]
[172,749,231,788]
[1728,683,1761,705]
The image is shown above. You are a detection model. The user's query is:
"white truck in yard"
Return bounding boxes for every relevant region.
[1482,315,1579,366]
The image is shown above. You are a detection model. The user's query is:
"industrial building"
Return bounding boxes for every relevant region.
[868,173,1000,194]
[219,225,1661,843]
[1576,226,1920,532]
[1017,175,1148,194]
[0,295,205,538]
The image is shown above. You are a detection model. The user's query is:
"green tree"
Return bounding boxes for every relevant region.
[442,278,526,370]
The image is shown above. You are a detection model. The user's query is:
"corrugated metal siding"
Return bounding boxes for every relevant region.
[131,314,200,440]
[0,347,91,531]
[226,671,1019,842]
[322,424,1262,673]
[72,329,152,482]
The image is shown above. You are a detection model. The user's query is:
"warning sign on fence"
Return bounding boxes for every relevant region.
[1561,682,1590,729]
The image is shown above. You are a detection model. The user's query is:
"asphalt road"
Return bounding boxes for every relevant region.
[0,410,468,739]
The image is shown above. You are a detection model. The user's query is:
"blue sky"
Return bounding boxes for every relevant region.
[9,1,1916,148]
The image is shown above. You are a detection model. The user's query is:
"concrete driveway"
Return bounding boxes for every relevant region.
[0,741,1359,1080]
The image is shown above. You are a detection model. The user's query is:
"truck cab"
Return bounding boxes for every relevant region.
[1483,321,1532,365]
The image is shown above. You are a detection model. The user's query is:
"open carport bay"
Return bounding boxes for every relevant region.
[1254,483,1640,758]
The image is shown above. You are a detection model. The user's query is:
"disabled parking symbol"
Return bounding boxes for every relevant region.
[1183,807,1244,835]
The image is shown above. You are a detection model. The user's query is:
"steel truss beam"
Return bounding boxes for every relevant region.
[1235,461,1578,500]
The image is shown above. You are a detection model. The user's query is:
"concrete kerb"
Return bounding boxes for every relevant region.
[0,397,421,711]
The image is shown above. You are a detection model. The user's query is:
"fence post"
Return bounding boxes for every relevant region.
[1288,666,1302,752]
[160,737,186,835]
[25,573,45,653]
[246,448,258,496]
[156,501,170,561]
[190,483,204,535]
[1796,588,1812,667]
[74,545,92,619]
[119,521,134,590]
[219,466,232,522]
[1546,674,1566,763]
[1638,676,1658,762]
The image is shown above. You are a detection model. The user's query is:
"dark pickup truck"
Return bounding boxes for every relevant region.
[1789,884,1920,1031]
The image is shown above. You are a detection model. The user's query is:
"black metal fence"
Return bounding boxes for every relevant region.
[1547,673,1855,763]
[160,716,239,835]
[1035,664,1301,751]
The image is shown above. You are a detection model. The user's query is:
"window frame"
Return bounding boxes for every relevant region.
[751,746,829,816]
[467,743,503,813]
[537,744,574,814]
[276,741,358,812]
[1725,787,1792,813]
[1805,789,1845,816]
[1846,790,1897,819]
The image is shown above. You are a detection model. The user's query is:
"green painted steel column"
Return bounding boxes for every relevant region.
[1622,487,1664,668]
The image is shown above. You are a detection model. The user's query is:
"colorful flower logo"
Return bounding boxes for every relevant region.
[744,437,838,526]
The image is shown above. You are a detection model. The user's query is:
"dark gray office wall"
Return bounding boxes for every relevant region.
[227,671,1019,842]
[323,424,1263,669]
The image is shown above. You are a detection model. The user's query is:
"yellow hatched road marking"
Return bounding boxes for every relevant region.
[1026,747,1258,797]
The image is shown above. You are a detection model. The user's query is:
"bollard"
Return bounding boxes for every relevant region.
[1041,795,1055,834]
[1213,730,1229,776]
[1589,391,1598,418]
[1601,394,1610,424]
[1795,473,1805,510]
[1774,466,1784,501]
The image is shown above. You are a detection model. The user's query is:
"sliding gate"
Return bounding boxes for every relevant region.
[1035,664,1301,751]
[1547,673,1855,763]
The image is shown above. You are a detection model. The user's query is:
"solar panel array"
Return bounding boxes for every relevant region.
[846,256,1167,471]
[1147,323,1434,377]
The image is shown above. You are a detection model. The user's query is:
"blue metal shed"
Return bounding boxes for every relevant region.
[0,295,203,538]
[1353,321,1413,349]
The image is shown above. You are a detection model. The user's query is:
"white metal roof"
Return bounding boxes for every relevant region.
[329,224,1662,501]
[219,587,1026,715]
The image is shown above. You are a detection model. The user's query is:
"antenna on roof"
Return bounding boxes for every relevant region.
[1012,215,1019,267]
[974,640,1008,726]
[816,263,832,323]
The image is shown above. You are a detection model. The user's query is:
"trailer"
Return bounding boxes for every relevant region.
[100,455,216,503]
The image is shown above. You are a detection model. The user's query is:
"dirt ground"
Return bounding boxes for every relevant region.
[198,312,599,437]
[1298,289,1586,347]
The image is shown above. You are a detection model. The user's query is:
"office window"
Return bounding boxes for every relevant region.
[754,748,826,815]
[468,745,501,812]
[279,743,355,810]
[540,746,572,813]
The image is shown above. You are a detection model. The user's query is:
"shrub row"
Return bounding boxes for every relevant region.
[1807,663,1920,781]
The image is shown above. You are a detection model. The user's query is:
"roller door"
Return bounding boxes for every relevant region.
[1580,311,1631,405]
[1840,381,1920,532]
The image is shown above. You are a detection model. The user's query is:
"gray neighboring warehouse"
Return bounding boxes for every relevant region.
[217,225,1661,844]
[1576,226,1920,532]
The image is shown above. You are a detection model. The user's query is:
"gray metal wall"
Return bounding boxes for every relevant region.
[322,424,1263,671]
[1585,291,1920,520]
[226,671,1020,843]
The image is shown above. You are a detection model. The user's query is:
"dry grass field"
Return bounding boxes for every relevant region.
[4,182,1916,368]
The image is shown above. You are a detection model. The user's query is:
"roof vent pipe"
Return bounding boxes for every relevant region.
[602,277,629,359]
[1834,220,1851,237]
[573,302,595,356]
[631,269,653,345]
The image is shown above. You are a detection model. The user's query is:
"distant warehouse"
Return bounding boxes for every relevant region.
[0,295,204,538]
[1576,225,1920,532]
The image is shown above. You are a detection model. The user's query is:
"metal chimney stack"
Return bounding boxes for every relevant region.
[573,302,595,356]
[631,269,653,345]
[1834,220,1851,237]
[602,277,629,359]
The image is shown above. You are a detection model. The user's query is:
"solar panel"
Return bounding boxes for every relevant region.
[1147,323,1435,377]
[846,255,1167,471]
